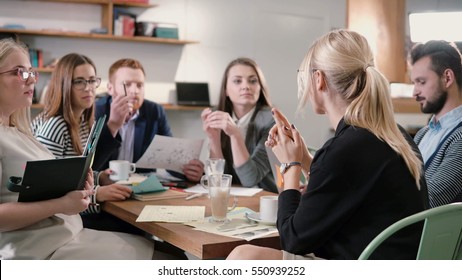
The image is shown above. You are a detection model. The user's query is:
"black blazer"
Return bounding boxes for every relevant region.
[277,119,428,259]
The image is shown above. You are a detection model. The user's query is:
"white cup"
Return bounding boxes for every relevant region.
[200,174,237,223]
[259,195,278,222]
[109,160,136,181]
[205,158,225,176]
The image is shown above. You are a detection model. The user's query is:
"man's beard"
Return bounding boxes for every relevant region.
[421,87,447,114]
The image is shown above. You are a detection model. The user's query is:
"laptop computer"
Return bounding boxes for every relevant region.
[175,82,211,106]
[8,115,106,202]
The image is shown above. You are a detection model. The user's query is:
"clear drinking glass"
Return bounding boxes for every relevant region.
[205,158,225,176]
[200,174,237,223]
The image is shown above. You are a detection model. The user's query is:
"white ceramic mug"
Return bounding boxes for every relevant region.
[200,174,237,223]
[109,160,136,181]
[205,158,225,176]
[259,195,278,222]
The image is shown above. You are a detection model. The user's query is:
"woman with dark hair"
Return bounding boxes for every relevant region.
[201,57,277,193]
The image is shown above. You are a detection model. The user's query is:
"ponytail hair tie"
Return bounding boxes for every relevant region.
[364,64,373,72]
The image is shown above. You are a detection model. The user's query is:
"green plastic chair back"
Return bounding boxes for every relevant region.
[359,202,462,260]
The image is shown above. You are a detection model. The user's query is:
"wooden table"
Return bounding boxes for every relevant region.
[102,190,280,259]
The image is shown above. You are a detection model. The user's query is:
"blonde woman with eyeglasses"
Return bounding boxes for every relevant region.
[227,29,429,260]
[0,38,155,259]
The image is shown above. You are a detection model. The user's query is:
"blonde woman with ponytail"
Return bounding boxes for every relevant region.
[227,29,428,260]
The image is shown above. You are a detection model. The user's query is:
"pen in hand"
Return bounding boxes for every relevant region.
[123,81,127,96]
[123,81,133,118]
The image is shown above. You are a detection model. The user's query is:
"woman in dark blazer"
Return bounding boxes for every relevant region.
[201,57,277,193]
[227,30,428,260]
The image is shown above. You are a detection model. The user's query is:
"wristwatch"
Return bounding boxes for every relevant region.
[279,162,302,175]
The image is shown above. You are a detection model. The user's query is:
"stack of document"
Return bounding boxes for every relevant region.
[117,173,187,201]
[185,207,278,241]
[132,189,187,201]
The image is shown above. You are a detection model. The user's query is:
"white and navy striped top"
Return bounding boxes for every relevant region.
[414,125,462,208]
[32,114,100,214]
[32,114,89,158]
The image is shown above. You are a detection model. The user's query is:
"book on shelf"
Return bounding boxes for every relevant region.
[37,49,43,68]
[113,8,136,36]
[154,23,179,39]
[28,48,45,68]
[122,15,135,36]
[32,87,38,104]
[29,48,37,68]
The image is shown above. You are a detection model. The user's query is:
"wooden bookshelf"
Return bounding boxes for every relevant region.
[0,28,198,45]
[392,98,421,114]
[31,103,207,111]
[8,0,197,45]
[31,104,45,110]
[36,67,54,73]
[34,0,155,7]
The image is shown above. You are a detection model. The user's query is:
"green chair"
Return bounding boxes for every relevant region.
[359,202,462,260]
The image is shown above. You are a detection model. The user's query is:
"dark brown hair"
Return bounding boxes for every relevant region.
[218,58,272,182]
[217,57,272,113]
[43,53,96,154]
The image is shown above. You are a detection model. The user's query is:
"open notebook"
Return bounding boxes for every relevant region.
[8,115,106,202]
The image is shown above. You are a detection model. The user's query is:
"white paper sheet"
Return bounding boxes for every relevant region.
[185,184,263,197]
[136,205,205,223]
[136,135,204,173]
[185,207,278,241]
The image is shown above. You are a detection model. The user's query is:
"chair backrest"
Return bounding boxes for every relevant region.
[359,202,462,260]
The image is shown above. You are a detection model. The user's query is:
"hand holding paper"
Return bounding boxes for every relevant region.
[136,135,204,173]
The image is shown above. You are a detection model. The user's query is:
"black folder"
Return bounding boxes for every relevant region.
[8,115,106,202]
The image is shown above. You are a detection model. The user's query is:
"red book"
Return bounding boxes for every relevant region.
[121,15,135,37]
[37,49,43,68]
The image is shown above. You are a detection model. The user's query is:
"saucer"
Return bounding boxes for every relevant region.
[245,212,276,226]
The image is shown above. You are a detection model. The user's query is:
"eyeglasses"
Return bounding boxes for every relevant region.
[297,68,319,97]
[297,69,307,95]
[72,77,102,90]
[0,68,39,82]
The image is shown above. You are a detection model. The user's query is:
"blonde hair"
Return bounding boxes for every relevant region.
[297,29,422,188]
[0,38,32,136]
